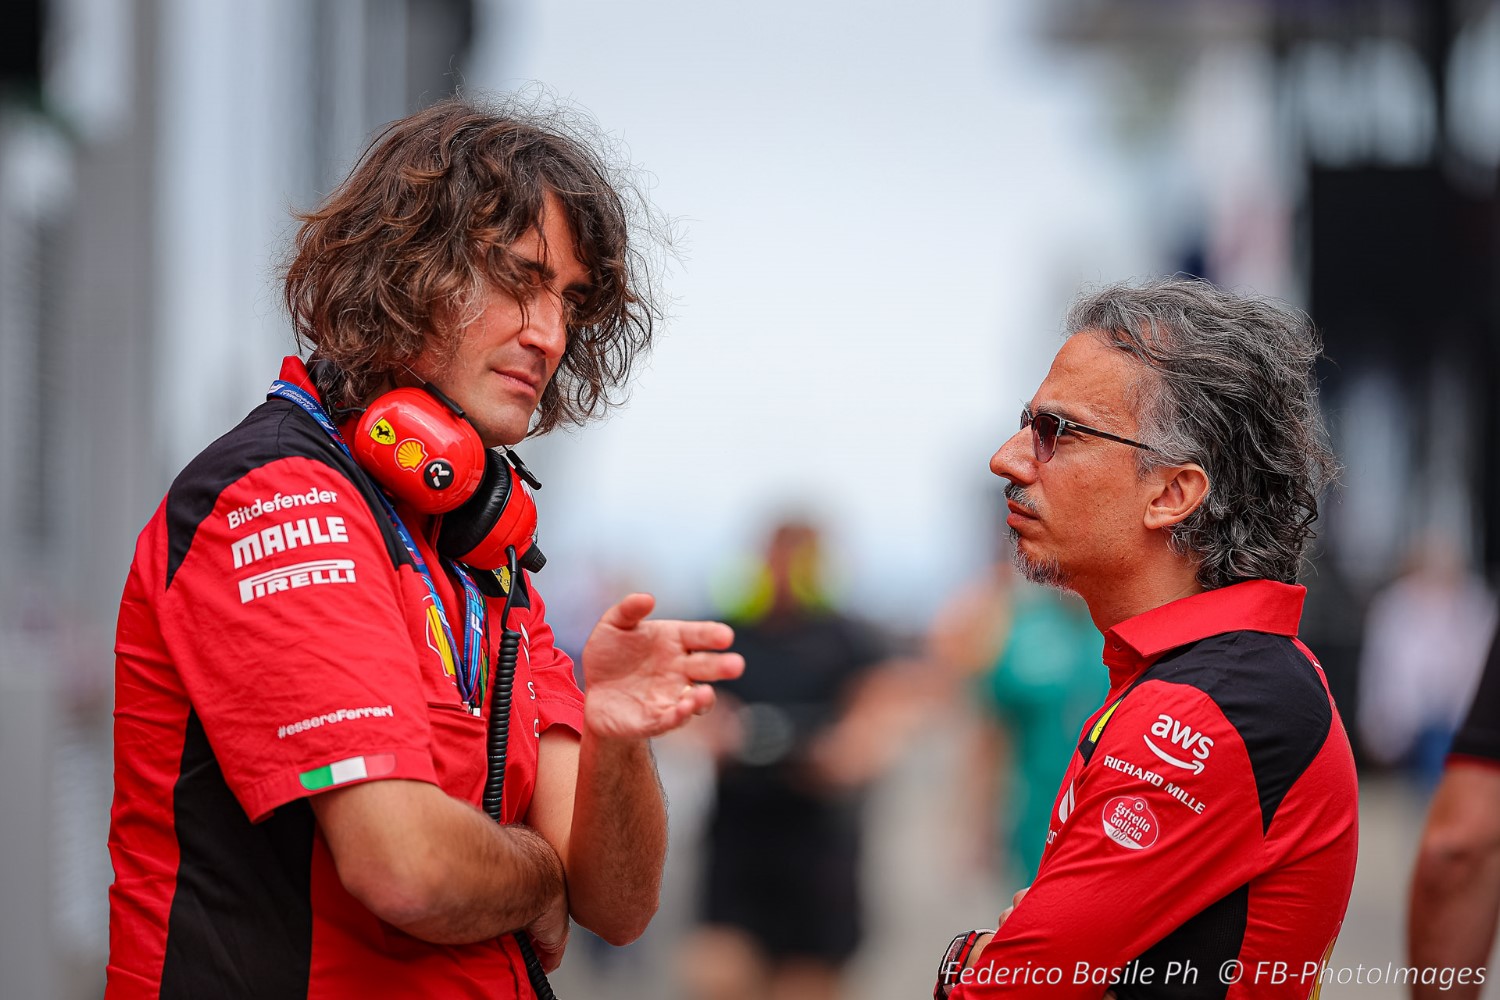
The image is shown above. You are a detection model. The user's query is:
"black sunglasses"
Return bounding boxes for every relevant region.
[1021,405,1155,463]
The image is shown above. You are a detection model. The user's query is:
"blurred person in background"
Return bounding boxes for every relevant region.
[929,524,1105,890]
[936,279,1357,999]
[682,518,921,1000]
[1357,531,1495,786]
[107,97,745,999]
[1409,626,1500,999]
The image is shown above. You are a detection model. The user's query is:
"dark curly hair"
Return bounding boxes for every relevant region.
[1067,278,1340,590]
[283,93,664,436]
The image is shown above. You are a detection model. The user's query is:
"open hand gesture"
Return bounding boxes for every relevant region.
[581,593,745,740]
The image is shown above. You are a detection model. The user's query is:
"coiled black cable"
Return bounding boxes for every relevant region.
[483,545,558,999]
[481,580,517,823]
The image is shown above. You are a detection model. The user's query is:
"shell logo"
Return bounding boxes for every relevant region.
[395,439,428,471]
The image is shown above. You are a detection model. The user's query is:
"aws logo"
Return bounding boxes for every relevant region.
[1142,713,1214,774]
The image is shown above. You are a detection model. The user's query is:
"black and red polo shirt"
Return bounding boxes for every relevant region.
[951,580,1358,999]
[108,357,584,999]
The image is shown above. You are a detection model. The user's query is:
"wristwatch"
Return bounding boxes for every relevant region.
[934,928,994,999]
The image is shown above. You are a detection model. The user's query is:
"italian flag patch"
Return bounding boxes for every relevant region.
[299,753,396,791]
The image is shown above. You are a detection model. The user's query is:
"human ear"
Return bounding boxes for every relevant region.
[1143,464,1209,531]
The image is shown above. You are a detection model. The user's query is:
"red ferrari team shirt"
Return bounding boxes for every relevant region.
[952,581,1358,999]
[108,357,585,999]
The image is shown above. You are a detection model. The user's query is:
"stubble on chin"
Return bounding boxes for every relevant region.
[1003,484,1072,590]
[1009,532,1070,590]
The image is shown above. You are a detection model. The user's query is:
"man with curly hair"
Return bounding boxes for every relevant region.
[936,279,1358,999]
[107,97,742,998]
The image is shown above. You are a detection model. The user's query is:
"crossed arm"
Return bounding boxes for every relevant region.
[311,593,743,960]
[312,779,565,946]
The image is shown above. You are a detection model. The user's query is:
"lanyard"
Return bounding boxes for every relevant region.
[268,379,489,711]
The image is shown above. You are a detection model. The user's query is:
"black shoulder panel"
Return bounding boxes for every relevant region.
[1147,632,1332,832]
[164,400,410,587]
[159,711,313,999]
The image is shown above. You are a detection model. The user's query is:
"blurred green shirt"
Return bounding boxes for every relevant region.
[979,587,1107,883]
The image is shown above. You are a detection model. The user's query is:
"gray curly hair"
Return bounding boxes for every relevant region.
[1067,278,1339,590]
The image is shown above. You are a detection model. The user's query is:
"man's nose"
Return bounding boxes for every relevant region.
[520,293,568,361]
[990,427,1036,483]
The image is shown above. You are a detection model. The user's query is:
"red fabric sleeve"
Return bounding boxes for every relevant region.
[518,576,586,737]
[156,456,438,822]
[950,680,1262,998]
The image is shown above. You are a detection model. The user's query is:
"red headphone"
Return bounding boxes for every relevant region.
[334,374,546,573]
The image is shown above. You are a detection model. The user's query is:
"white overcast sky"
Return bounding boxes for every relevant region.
[463,0,1155,625]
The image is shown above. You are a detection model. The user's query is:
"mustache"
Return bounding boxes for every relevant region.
[1005,483,1040,515]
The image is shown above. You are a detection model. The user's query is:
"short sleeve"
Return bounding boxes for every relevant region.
[518,576,586,737]
[1452,628,1500,765]
[951,680,1262,998]
[157,454,438,821]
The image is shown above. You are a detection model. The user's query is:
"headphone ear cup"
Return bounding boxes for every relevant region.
[437,449,512,562]
[437,450,541,571]
[351,387,485,513]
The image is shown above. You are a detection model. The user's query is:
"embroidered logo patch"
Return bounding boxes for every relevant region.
[1102,795,1160,851]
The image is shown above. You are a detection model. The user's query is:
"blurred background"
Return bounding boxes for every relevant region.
[1,0,1498,996]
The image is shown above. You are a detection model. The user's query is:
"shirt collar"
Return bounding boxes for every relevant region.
[1101,579,1306,674]
[278,355,319,398]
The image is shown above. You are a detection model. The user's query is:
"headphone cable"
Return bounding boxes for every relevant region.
[483,545,559,999]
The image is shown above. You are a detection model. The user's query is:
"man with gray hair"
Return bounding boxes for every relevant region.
[935,278,1357,999]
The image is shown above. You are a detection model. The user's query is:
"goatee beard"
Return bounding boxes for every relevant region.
[1010,538,1069,589]
[1003,484,1068,589]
